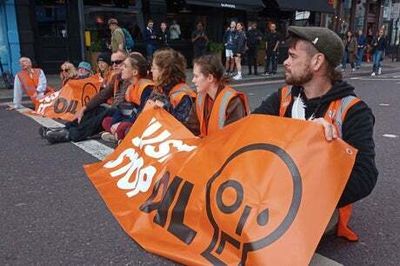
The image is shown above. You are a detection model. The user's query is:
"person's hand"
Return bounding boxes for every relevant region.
[143,99,164,111]
[311,118,338,141]
[73,107,86,123]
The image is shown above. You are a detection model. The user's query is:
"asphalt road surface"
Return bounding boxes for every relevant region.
[1,72,399,265]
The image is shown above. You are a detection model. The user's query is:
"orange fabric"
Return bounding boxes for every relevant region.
[196,86,250,137]
[125,78,154,105]
[279,86,292,117]
[168,83,196,108]
[35,75,102,121]
[17,68,49,108]
[278,87,361,241]
[337,204,359,241]
[84,109,357,265]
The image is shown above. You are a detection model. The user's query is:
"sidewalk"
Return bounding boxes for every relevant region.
[2,61,400,102]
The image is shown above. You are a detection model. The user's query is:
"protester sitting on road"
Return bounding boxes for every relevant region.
[253,26,378,241]
[96,52,112,83]
[77,61,93,79]
[8,57,49,110]
[185,54,249,136]
[101,52,154,143]
[39,50,129,144]
[59,61,77,87]
[148,49,196,123]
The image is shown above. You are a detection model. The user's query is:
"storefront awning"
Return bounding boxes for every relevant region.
[274,0,334,13]
[185,0,265,11]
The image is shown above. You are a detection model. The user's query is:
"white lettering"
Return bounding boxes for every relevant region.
[104,148,157,197]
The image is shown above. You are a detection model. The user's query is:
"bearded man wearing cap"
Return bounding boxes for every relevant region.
[253,26,378,241]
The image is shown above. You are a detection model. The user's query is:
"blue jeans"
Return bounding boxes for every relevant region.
[372,50,383,73]
[265,51,277,74]
[341,50,355,69]
[146,44,156,61]
[356,48,364,67]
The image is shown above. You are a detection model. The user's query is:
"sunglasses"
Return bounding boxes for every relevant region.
[61,68,68,72]
[111,60,123,65]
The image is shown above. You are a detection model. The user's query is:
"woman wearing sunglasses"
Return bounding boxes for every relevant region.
[59,61,77,87]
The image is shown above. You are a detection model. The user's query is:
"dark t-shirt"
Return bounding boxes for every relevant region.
[192,30,207,48]
[266,31,281,53]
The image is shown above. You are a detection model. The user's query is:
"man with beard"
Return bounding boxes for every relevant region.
[253,26,378,241]
[39,50,129,143]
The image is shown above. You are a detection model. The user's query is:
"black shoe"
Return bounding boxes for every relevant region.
[39,126,65,139]
[45,128,70,144]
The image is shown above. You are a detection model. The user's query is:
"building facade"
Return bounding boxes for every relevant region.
[2,0,396,76]
[0,0,20,75]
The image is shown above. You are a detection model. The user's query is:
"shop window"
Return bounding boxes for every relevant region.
[35,0,67,38]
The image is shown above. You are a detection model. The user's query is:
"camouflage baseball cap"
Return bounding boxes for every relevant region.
[288,26,344,67]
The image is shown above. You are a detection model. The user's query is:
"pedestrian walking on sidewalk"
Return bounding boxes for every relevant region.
[108,18,125,53]
[341,30,357,72]
[264,22,280,75]
[371,29,386,76]
[356,30,367,68]
[191,22,208,60]
[232,22,247,80]
[246,22,263,75]
[223,20,236,76]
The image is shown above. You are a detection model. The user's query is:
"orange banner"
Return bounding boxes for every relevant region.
[35,75,101,121]
[84,109,357,265]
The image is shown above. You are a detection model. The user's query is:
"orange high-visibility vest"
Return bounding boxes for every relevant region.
[168,83,196,108]
[196,86,250,137]
[17,68,43,107]
[125,78,154,105]
[279,85,360,241]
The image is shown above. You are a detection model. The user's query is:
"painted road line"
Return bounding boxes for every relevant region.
[9,103,343,266]
[355,78,400,81]
[379,103,390,106]
[383,134,399,138]
[235,79,284,88]
[14,105,113,160]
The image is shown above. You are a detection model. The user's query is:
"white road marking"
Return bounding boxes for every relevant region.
[12,105,113,160]
[379,103,390,106]
[383,134,399,138]
[234,79,284,88]
[6,103,343,266]
[355,78,400,81]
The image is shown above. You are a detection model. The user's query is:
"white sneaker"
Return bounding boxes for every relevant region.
[101,132,117,143]
[371,72,376,76]
[233,74,242,80]
[352,68,355,72]
[378,67,382,75]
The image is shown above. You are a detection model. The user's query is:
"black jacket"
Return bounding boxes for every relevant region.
[253,81,378,207]
[233,31,247,55]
